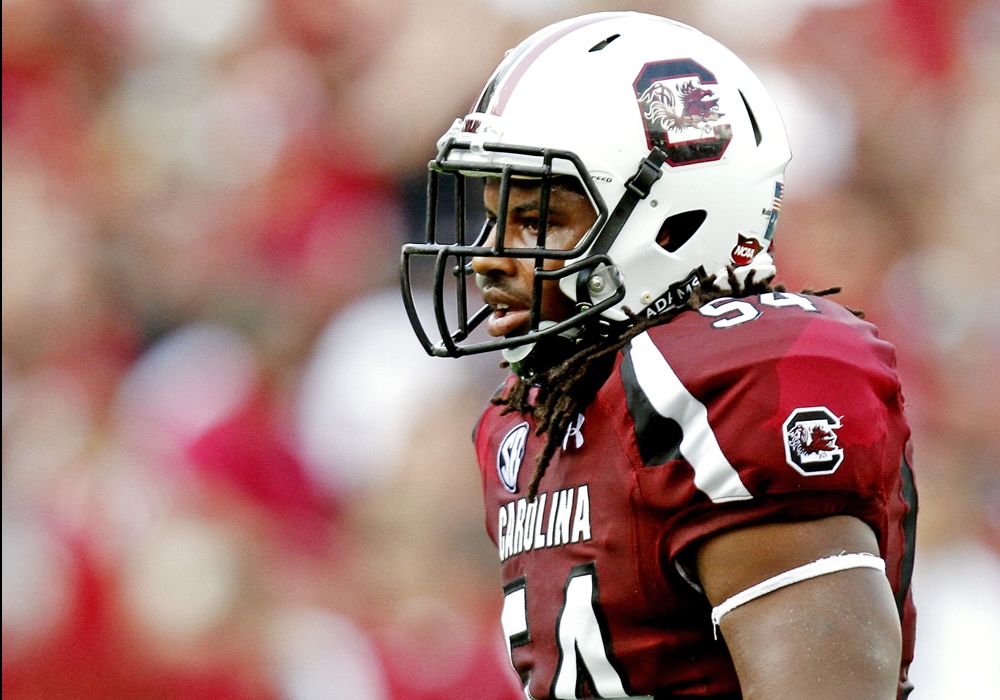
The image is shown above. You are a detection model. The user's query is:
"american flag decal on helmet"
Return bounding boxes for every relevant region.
[764,181,784,241]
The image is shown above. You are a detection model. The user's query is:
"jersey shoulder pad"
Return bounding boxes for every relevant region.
[619,292,905,491]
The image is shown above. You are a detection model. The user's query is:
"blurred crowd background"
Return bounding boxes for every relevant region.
[3,0,999,698]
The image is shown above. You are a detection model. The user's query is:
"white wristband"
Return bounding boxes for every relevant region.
[710,552,886,638]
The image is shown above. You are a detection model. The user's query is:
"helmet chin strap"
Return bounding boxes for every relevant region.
[502,321,584,380]
[499,148,669,379]
[588,147,666,257]
[501,334,542,367]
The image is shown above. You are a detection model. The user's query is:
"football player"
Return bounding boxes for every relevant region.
[400,12,916,700]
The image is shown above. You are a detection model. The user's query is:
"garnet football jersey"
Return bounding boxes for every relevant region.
[474,292,917,699]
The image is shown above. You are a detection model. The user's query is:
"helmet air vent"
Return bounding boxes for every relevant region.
[739,90,762,147]
[656,210,707,253]
[589,34,620,52]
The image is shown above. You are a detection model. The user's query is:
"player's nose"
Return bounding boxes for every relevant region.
[471,224,518,279]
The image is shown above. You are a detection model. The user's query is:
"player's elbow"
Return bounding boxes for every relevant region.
[845,598,903,694]
[829,568,903,694]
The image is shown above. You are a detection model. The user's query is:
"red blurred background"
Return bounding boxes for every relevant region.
[3,0,998,697]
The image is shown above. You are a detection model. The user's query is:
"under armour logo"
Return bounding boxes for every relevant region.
[562,413,585,451]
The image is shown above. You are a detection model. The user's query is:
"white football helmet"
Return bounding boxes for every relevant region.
[401,12,791,361]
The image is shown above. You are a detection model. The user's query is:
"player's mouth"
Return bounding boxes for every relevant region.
[481,290,532,338]
[486,302,531,337]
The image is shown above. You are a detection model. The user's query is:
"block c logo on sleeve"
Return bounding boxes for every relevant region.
[782,407,844,475]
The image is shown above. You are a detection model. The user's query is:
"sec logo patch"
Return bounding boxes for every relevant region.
[497,422,529,492]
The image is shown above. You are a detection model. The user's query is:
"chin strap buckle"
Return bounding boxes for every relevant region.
[625,147,667,199]
[589,147,667,257]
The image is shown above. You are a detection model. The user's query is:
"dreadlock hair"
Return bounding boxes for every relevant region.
[493,267,862,501]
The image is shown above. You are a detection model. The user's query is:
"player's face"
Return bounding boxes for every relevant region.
[473,178,598,338]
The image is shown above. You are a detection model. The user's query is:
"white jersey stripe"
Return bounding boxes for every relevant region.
[629,331,753,503]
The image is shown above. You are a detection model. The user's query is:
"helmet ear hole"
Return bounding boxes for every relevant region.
[656,210,707,252]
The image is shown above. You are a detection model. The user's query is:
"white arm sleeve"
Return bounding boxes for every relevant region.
[711,552,887,638]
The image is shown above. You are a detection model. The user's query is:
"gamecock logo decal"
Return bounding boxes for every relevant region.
[634,58,734,166]
[782,407,844,475]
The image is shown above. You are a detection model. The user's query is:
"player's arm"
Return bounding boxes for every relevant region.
[695,515,902,700]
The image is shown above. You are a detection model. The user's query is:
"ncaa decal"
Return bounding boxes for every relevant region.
[498,422,530,492]
[730,233,762,266]
[783,407,844,475]
[633,58,734,165]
